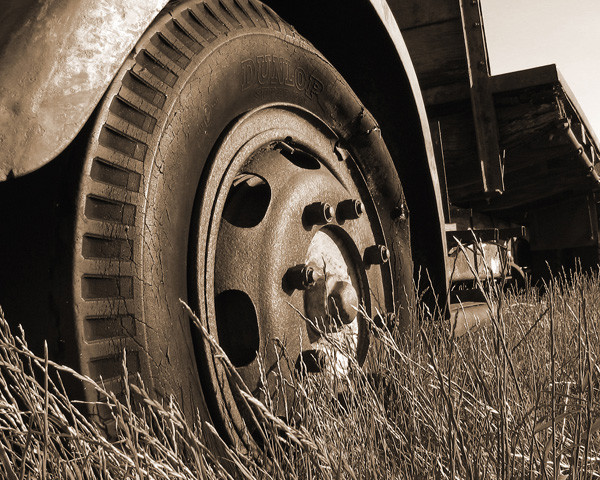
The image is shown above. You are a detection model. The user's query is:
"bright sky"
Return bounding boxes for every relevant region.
[481,0,600,136]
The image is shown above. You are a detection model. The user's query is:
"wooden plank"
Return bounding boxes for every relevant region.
[502,144,575,172]
[475,178,597,212]
[444,172,482,198]
[422,82,470,106]
[401,20,468,89]
[494,83,564,151]
[431,108,482,201]
[505,163,589,190]
[434,109,476,153]
[490,64,560,94]
[446,146,484,200]
[459,0,504,194]
[389,0,460,30]
[492,66,600,164]
[497,104,562,150]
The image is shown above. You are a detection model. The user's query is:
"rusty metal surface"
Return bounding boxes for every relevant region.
[205,107,390,396]
[449,301,491,337]
[0,0,168,180]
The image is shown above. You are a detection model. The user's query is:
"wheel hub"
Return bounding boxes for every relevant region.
[192,106,394,428]
[213,146,372,384]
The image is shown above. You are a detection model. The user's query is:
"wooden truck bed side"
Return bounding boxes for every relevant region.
[391,0,600,302]
[392,0,600,224]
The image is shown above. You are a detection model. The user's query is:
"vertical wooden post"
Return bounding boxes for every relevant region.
[459,0,504,195]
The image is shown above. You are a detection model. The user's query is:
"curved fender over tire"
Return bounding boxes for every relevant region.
[0,0,169,180]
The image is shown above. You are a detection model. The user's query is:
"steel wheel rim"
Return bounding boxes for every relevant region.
[190,105,394,441]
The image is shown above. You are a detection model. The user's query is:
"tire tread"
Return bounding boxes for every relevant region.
[199,2,232,33]
[230,0,257,27]
[136,50,179,88]
[90,157,142,193]
[98,125,148,161]
[82,234,134,261]
[84,195,137,225]
[121,71,167,110]
[75,0,294,405]
[164,20,203,56]
[110,96,158,135]
[261,3,283,33]
[245,0,269,28]
[151,33,192,69]
[186,8,219,41]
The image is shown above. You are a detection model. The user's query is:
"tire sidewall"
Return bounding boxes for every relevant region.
[140,31,370,408]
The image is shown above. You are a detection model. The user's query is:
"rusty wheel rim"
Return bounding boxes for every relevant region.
[191,106,393,442]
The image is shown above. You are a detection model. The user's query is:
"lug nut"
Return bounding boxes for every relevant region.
[337,199,364,220]
[303,202,335,226]
[364,245,390,265]
[286,264,317,290]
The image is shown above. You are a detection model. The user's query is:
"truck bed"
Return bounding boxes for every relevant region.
[446,65,600,212]
[393,0,600,279]
[395,0,600,222]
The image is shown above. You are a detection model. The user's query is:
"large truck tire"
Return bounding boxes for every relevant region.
[64,0,413,444]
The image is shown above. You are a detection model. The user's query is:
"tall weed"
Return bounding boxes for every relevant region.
[0,271,599,478]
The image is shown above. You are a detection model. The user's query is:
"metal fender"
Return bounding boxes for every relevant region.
[369,0,449,292]
[0,0,169,180]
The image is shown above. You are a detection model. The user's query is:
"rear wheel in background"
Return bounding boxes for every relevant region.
[67,0,413,445]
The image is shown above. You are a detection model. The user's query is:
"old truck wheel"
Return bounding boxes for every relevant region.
[68,0,412,444]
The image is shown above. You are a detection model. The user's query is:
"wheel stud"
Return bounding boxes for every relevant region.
[337,199,364,220]
[277,140,295,155]
[364,245,390,265]
[303,202,335,226]
[286,264,317,290]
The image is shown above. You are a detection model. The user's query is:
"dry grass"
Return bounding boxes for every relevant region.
[0,270,600,478]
